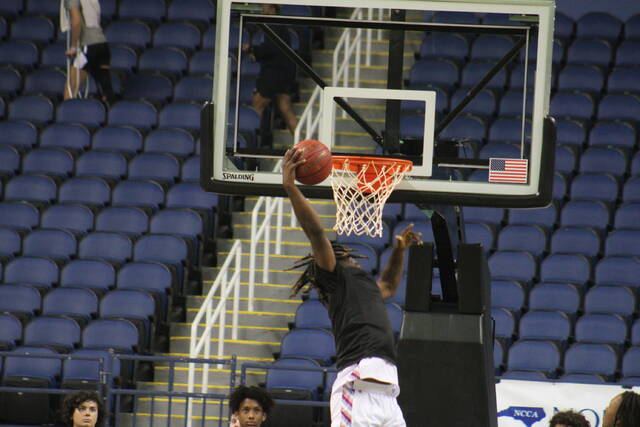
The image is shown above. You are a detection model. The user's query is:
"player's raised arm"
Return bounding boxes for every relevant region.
[282,147,336,271]
[377,223,422,299]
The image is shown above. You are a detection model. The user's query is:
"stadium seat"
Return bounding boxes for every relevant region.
[58,177,111,208]
[62,348,120,389]
[462,206,504,226]
[575,313,627,346]
[497,225,547,257]
[575,12,622,40]
[41,43,66,68]
[112,179,166,211]
[595,256,640,288]
[0,40,39,68]
[465,222,495,253]
[0,313,22,350]
[96,207,150,237]
[121,74,174,103]
[560,200,610,231]
[23,316,81,353]
[550,227,601,258]
[408,59,459,88]
[0,201,40,231]
[615,41,640,67]
[506,340,561,376]
[117,261,174,312]
[432,11,480,24]
[82,318,140,353]
[0,67,22,97]
[491,280,525,313]
[266,357,323,400]
[92,125,144,154]
[440,115,487,142]
[279,328,336,365]
[145,128,195,158]
[488,251,537,282]
[61,259,116,292]
[0,144,20,179]
[23,68,65,97]
[563,343,618,380]
[108,100,158,130]
[549,92,594,121]
[623,177,640,203]
[566,39,613,67]
[10,15,55,43]
[158,102,201,131]
[294,300,331,329]
[167,0,215,24]
[128,152,180,184]
[9,94,54,124]
[519,311,571,343]
[340,220,390,251]
[153,22,201,52]
[417,33,469,63]
[501,370,549,381]
[605,229,640,257]
[557,64,605,93]
[189,50,214,75]
[597,94,640,122]
[588,120,636,149]
[105,20,152,50]
[621,347,640,386]
[76,150,128,182]
[133,233,189,288]
[139,47,188,76]
[110,44,138,72]
[42,287,98,326]
[4,256,59,289]
[56,99,106,127]
[570,173,619,203]
[508,204,557,230]
[554,12,574,39]
[118,0,166,22]
[150,208,203,261]
[555,119,586,147]
[78,231,133,265]
[614,203,640,229]
[470,35,514,61]
[23,228,77,261]
[99,289,156,350]
[554,145,576,174]
[558,373,606,385]
[584,285,635,318]
[498,90,533,117]
[0,227,21,261]
[461,61,508,90]
[539,252,591,288]
[607,67,640,93]
[509,63,536,89]
[528,282,580,315]
[22,147,74,178]
[0,284,41,320]
[40,123,92,152]
[174,76,213,103]
[5,174,57,205]
[579,148,627,178]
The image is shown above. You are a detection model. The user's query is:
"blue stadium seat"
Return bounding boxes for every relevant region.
[508,63,536,89]
[0,313,22,350]
[519,310,571,343]
[23,68,65,97]
[266,357,323,402]
[557,64,605,93]
[605,229,640,257]
[450,89,497,118]
[77,231,133,265]
[494,339,504,374]
[40,123,91,152]
[460,61,508,90]
[42,287,98,326]
[92,125,144,154]
[539,254,591,288]
[105,20,152,50]
[550,91,595,121]
[555,119,586,147]
[174,76,213,103]
[576,12,622,40]
[488,251,536,282]
[0,284,41,320]
[167,0,215,24]
[118,0,166,22]
[110,44,138,72]
[0,40,39,68]
[501,370,549,381]
[9,95,54,124]
[633,322,640,346]
[0,227,21,261]
[158,102,200,131]
[440,115,486,142]
[497,225,547,257]
[576,313,627,346]
[615,203,640,229]
[0,201,39,231]
[579,147,627,178]
[470,35,514,61]
[10,15,55,43]
[4,256,58,290]
[62,348,120,389]
[564,343,617,381]
[550,227,600,258]
[633,153,640,176]
[279,328,335,365]
[528,282,580,315]
[56,99,106,127]
[488,118,531,144]
[139,47,188,76]
[498,90,533,117]
[399,115,424,139]
[566,39,613,67]
[145,128,195,158]
[508,204,557,230]
[491,280,525,313]
[608,67,640,94]
[41,43,66,68]
[558,373,606,385]
[82,318,140,353]
[108,100,158,130]
[61,259,116,292]
[464,222,495,253]
[588,120,636,149]
[595,256,640,288]
[386,302,403,337]
[570,173,619,203]
[408,59,459,88]
[597,94,640,122]
[625,14,640,39]
[506,340,561,376]
[22,147,74,178]
[166,182,217,213]
[23,228,77,261]
[96,207,150,237]
[121,74,174,103]
[295,300,331,329]
[0,67,22,96]
[153,22,201,52]
[23,316,81,352]
[58,177,111,208]
[462,206,504,226]
[623,177,640,203]
[4,174,57,205]
[417,33,468,63]
[133,233,189,288]
[100,289,155,350]
[0,0,23,17]
[189,50,214,75]
[560,200,609,231]
[0,145,20,179]
[112,179,166,211]
[117,261,174,310]
[76,150,128,181]
[585,285,635,318]
[615,41,640,67]
[621,347,640,386]
[555,145,576,174]
[128,152,181,184]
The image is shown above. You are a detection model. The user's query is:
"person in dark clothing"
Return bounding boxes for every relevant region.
[549,410,590,427]
[243,4,298,135]
[283,146,422,426]
[603,391,640,427]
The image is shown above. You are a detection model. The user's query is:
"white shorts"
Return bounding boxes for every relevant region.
[330,380,406,427]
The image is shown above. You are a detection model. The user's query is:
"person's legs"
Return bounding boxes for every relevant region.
[251,91,272,118]
[331,385,405,427]
[275,93,298,135]
[85,43,115,104]
[64,66,88,100]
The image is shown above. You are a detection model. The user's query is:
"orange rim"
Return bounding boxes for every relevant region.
[332,156,412,173]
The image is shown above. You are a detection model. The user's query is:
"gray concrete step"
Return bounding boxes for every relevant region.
[232,210,336,229]
[185,304,295,329]
[243,197,337,216]
[215,238,313,258]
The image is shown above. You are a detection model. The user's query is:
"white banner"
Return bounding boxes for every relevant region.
[496,380,639,427]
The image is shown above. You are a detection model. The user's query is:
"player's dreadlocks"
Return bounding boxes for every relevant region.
[614,391,640,427]
[288,243,367,304]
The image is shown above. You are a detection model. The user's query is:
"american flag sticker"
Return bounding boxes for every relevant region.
[489,158,529,183]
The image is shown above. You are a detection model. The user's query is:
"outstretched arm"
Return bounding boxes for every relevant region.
[377,224,422,299]
[282,147,336,271]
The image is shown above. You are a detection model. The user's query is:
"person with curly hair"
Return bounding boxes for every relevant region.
[282,147,422,427]
[60,390,106,427]
[549,410,590,427]
[603,391,640,427]
[228,385,274,427]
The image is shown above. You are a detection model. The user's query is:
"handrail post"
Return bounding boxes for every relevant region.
[276,197,283,255]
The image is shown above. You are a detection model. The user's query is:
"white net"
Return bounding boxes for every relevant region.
[331,158,411,237]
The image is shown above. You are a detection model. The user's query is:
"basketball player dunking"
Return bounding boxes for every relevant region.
[283,147,422,427]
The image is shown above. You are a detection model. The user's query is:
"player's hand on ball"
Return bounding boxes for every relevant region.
[395,223,423,249]
[282,147,305,187]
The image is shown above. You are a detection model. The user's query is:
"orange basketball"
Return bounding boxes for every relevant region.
[295,139,333,185]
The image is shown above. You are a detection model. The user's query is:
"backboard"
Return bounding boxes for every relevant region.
[200,0,557,207]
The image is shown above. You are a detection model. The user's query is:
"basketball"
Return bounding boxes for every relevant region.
[294,139,333,185]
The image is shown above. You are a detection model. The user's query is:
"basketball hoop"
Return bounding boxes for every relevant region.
[331,156,412,237]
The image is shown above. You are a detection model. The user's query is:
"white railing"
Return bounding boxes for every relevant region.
[186,239,242,426]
